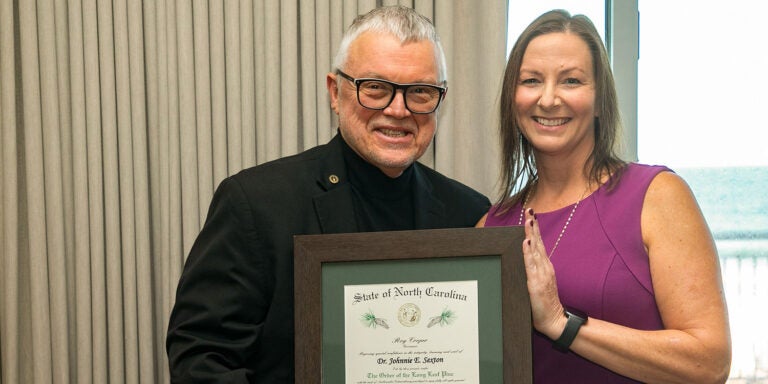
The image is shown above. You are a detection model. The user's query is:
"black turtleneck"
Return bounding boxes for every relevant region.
[341,138,415,232]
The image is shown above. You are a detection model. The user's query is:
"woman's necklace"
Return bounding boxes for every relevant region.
[518,183,588,258]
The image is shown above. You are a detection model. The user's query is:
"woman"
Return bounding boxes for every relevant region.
[477,10,731,383]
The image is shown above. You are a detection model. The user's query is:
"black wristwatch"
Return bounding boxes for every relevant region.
[553,307,587,352]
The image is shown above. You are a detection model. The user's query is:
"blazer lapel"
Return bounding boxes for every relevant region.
[313,183,358,233]
[311,134,359,234]
[412,165,448,229]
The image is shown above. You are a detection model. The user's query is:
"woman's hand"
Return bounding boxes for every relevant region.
[522,208,567,340]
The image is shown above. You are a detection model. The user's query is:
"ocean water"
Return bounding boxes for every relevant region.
[674,166,768,380]
[675,166,768,257]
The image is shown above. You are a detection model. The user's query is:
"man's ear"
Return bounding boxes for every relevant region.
[327,73,340,114]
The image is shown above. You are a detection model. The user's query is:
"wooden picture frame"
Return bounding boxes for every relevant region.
[294,226,531,383]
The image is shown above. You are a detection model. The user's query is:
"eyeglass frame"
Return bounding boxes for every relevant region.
[335,69,447,114]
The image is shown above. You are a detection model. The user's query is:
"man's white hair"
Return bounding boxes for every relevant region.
[332,5,447,83]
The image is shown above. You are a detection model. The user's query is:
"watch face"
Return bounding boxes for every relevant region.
[565,307,587,322]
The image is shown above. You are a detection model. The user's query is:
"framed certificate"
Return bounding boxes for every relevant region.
[294,226,531,383]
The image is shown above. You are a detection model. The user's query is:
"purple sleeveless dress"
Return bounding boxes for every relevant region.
[485,163,670,383]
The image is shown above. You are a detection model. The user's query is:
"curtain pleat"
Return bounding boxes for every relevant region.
[0,1,505,382]
[253,1,267,164]
[95,0,127,382]
[1,0,21,382]
[223,1,241,173]
[83,0,109,380]
[192,0,212,244]
[434,1,506,197]
[146,3,174,383]
[279,2,299,156]
[19,0,55,382]
[300,0,318,148]
[312,1,335,146]
[263,1,280,161]
[127,0,155,380]
[115,0,139,382]
[239,1,257,168]
[67,0,94,382]
[208,1,228,187]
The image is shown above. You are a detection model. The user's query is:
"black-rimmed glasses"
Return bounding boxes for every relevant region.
[336,69,446,114]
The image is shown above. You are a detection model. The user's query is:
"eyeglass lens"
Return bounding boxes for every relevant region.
[357,80,441,113]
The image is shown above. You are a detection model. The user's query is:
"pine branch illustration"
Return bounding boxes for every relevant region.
[427,308,456,328]
[361,310,389,329]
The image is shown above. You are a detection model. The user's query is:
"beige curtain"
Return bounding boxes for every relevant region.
[0,0,506,382]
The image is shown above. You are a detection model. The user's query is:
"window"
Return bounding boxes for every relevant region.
[637,1,768,380]
[508,1,768,381]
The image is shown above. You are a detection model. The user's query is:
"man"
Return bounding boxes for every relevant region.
[166,6,490,383]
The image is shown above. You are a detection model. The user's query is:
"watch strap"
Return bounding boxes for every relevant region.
[553,309,587,352]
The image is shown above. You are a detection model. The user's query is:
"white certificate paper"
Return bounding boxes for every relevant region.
[344,280,479,384]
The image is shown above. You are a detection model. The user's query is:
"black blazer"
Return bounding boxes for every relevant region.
[166,133,490,383]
